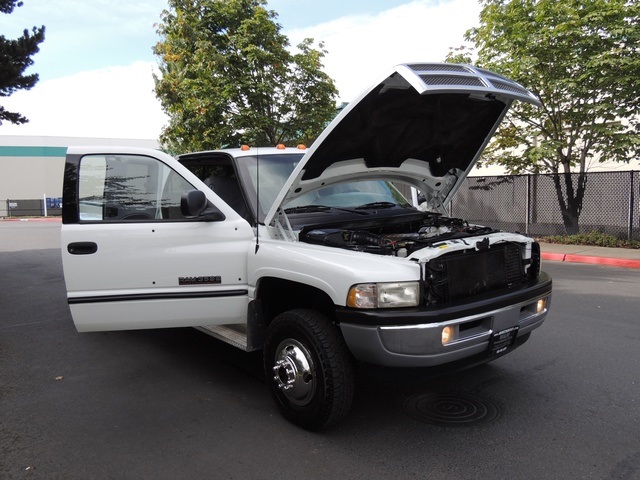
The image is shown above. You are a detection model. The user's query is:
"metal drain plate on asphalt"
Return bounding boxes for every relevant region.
[403,393,500,427]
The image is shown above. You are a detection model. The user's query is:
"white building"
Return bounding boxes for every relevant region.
[0,135,160,217]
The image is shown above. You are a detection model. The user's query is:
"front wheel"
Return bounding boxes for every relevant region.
[263,309,355,430]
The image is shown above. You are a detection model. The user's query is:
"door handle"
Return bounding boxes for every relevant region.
[67,242,98,255]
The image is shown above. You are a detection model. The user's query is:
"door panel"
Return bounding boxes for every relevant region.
[68,294,250,332]
[61,150,253,332]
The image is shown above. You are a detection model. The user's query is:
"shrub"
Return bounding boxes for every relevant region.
[539,231,640,249]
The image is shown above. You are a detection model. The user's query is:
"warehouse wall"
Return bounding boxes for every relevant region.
[0,135,160,217]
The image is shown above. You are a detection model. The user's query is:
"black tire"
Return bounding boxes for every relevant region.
[263,309,355,430]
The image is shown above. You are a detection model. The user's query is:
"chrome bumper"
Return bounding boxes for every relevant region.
[339,283,551,368]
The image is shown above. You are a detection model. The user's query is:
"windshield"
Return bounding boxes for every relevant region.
[235,153,303,222]
[235,153,410,223]
[285,181,409,210]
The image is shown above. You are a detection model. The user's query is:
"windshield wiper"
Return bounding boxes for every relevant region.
[284,205,330,214]
[355,201,398,210]
[284,205,367,215]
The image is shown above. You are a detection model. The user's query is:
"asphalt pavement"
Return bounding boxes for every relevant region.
[1,220,639,479]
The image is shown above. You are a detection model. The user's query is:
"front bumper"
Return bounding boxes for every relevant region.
[337,272,552,368]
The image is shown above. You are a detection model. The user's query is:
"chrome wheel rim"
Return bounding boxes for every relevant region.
[272,339,316,406]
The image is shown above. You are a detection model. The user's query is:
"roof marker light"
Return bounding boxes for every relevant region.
[297,144,306,149]
[276,144,286,149]
[240,145,250,151]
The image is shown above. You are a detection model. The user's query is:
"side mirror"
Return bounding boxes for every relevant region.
[180,190,225,221]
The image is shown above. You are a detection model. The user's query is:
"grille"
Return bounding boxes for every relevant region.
[424,244,525,305]
[419,74,485,88]
[489,79,531,97]
[475,67,510,82]
[411,63,471,73]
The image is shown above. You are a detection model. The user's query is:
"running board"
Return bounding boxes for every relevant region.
[195,324,256,351]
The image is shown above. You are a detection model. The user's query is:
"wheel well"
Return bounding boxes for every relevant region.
[255,277,337,325]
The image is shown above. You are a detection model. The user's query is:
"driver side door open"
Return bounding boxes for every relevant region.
[61,148,253,332]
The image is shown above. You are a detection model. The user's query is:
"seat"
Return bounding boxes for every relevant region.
[206,175,250,221]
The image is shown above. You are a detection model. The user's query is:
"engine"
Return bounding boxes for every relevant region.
[298,213,499,257]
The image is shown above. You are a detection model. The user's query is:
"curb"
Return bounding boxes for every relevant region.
[542,252,640,269]
[0,217,61,222]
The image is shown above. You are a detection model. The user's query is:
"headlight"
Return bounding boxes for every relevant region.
[347,282,420,309]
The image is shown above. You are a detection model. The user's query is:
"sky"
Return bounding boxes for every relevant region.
[0,0,481,140]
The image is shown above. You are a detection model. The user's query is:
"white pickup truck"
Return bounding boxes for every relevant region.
[61,63,552,430]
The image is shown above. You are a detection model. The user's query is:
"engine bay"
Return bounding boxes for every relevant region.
[298,212,499,257]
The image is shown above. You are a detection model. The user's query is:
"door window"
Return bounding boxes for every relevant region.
[78,154,195,222]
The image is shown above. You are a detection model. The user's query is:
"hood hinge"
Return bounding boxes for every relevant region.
[272,209,297,242]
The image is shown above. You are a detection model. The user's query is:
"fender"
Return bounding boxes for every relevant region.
[247,237,421,306]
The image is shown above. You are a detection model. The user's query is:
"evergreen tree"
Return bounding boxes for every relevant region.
[0,0,45,125]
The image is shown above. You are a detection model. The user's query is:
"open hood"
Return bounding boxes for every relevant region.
[265,62,541,226]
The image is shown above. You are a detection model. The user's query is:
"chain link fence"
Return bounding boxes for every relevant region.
[2,198,63,218]
[450,171,639,240]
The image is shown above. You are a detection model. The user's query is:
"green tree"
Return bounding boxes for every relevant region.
[452,0,640,234]
[153,0,337,154]
[0,0,45,125]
